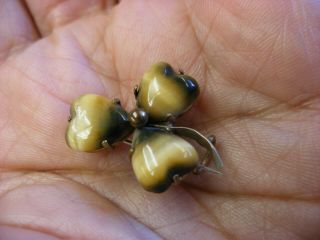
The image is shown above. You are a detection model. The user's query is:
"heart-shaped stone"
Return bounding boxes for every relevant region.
[131,127,199,193]
[66,94,133,152]
[137,62,200,122]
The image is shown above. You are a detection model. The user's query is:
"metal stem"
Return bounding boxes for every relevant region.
[123,139,132,146]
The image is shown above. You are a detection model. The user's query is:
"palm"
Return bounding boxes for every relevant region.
[0,1,319,239]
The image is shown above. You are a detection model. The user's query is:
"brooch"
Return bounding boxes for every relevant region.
[65,62,223,193]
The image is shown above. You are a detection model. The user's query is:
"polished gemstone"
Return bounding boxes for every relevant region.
[137,62,200,122]
[66,94,133,151]
[131,128,199,192]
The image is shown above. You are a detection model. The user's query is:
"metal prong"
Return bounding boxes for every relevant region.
[173,174,183,184]
[102,140,114,149]
[200,148,211,167]
[123,139,132,146]
[134,85,140,99]
[112,98,121,105]
[129,148,134,159]
[166,114,176,123]
[203,166,222,175]
[193,165,222,175]
[208,135,216,145]
[178,69,184,75]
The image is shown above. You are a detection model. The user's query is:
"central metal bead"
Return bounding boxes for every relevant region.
[129,108,149,128]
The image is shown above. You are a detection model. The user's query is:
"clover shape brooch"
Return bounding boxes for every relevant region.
[66,62,223,193]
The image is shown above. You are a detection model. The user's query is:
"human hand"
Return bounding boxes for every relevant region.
[0,1,319,239]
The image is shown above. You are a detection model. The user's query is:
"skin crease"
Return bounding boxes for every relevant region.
[0,0,319,239]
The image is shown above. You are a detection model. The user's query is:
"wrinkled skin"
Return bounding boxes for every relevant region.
[0,1,319,239]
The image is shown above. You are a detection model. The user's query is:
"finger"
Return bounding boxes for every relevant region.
[0,0,39,62]
[25,0,119,36]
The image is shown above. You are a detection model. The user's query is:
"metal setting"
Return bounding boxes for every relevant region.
[65,62,223,193]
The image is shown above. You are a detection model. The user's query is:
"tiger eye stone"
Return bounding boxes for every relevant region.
[137,62,200,122]
[131,128,199,193]
[66,94,133,152]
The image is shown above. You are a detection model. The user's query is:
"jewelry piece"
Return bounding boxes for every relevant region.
[65,62,223,193]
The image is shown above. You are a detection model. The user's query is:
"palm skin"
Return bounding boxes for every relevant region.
[0,0,319,239]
